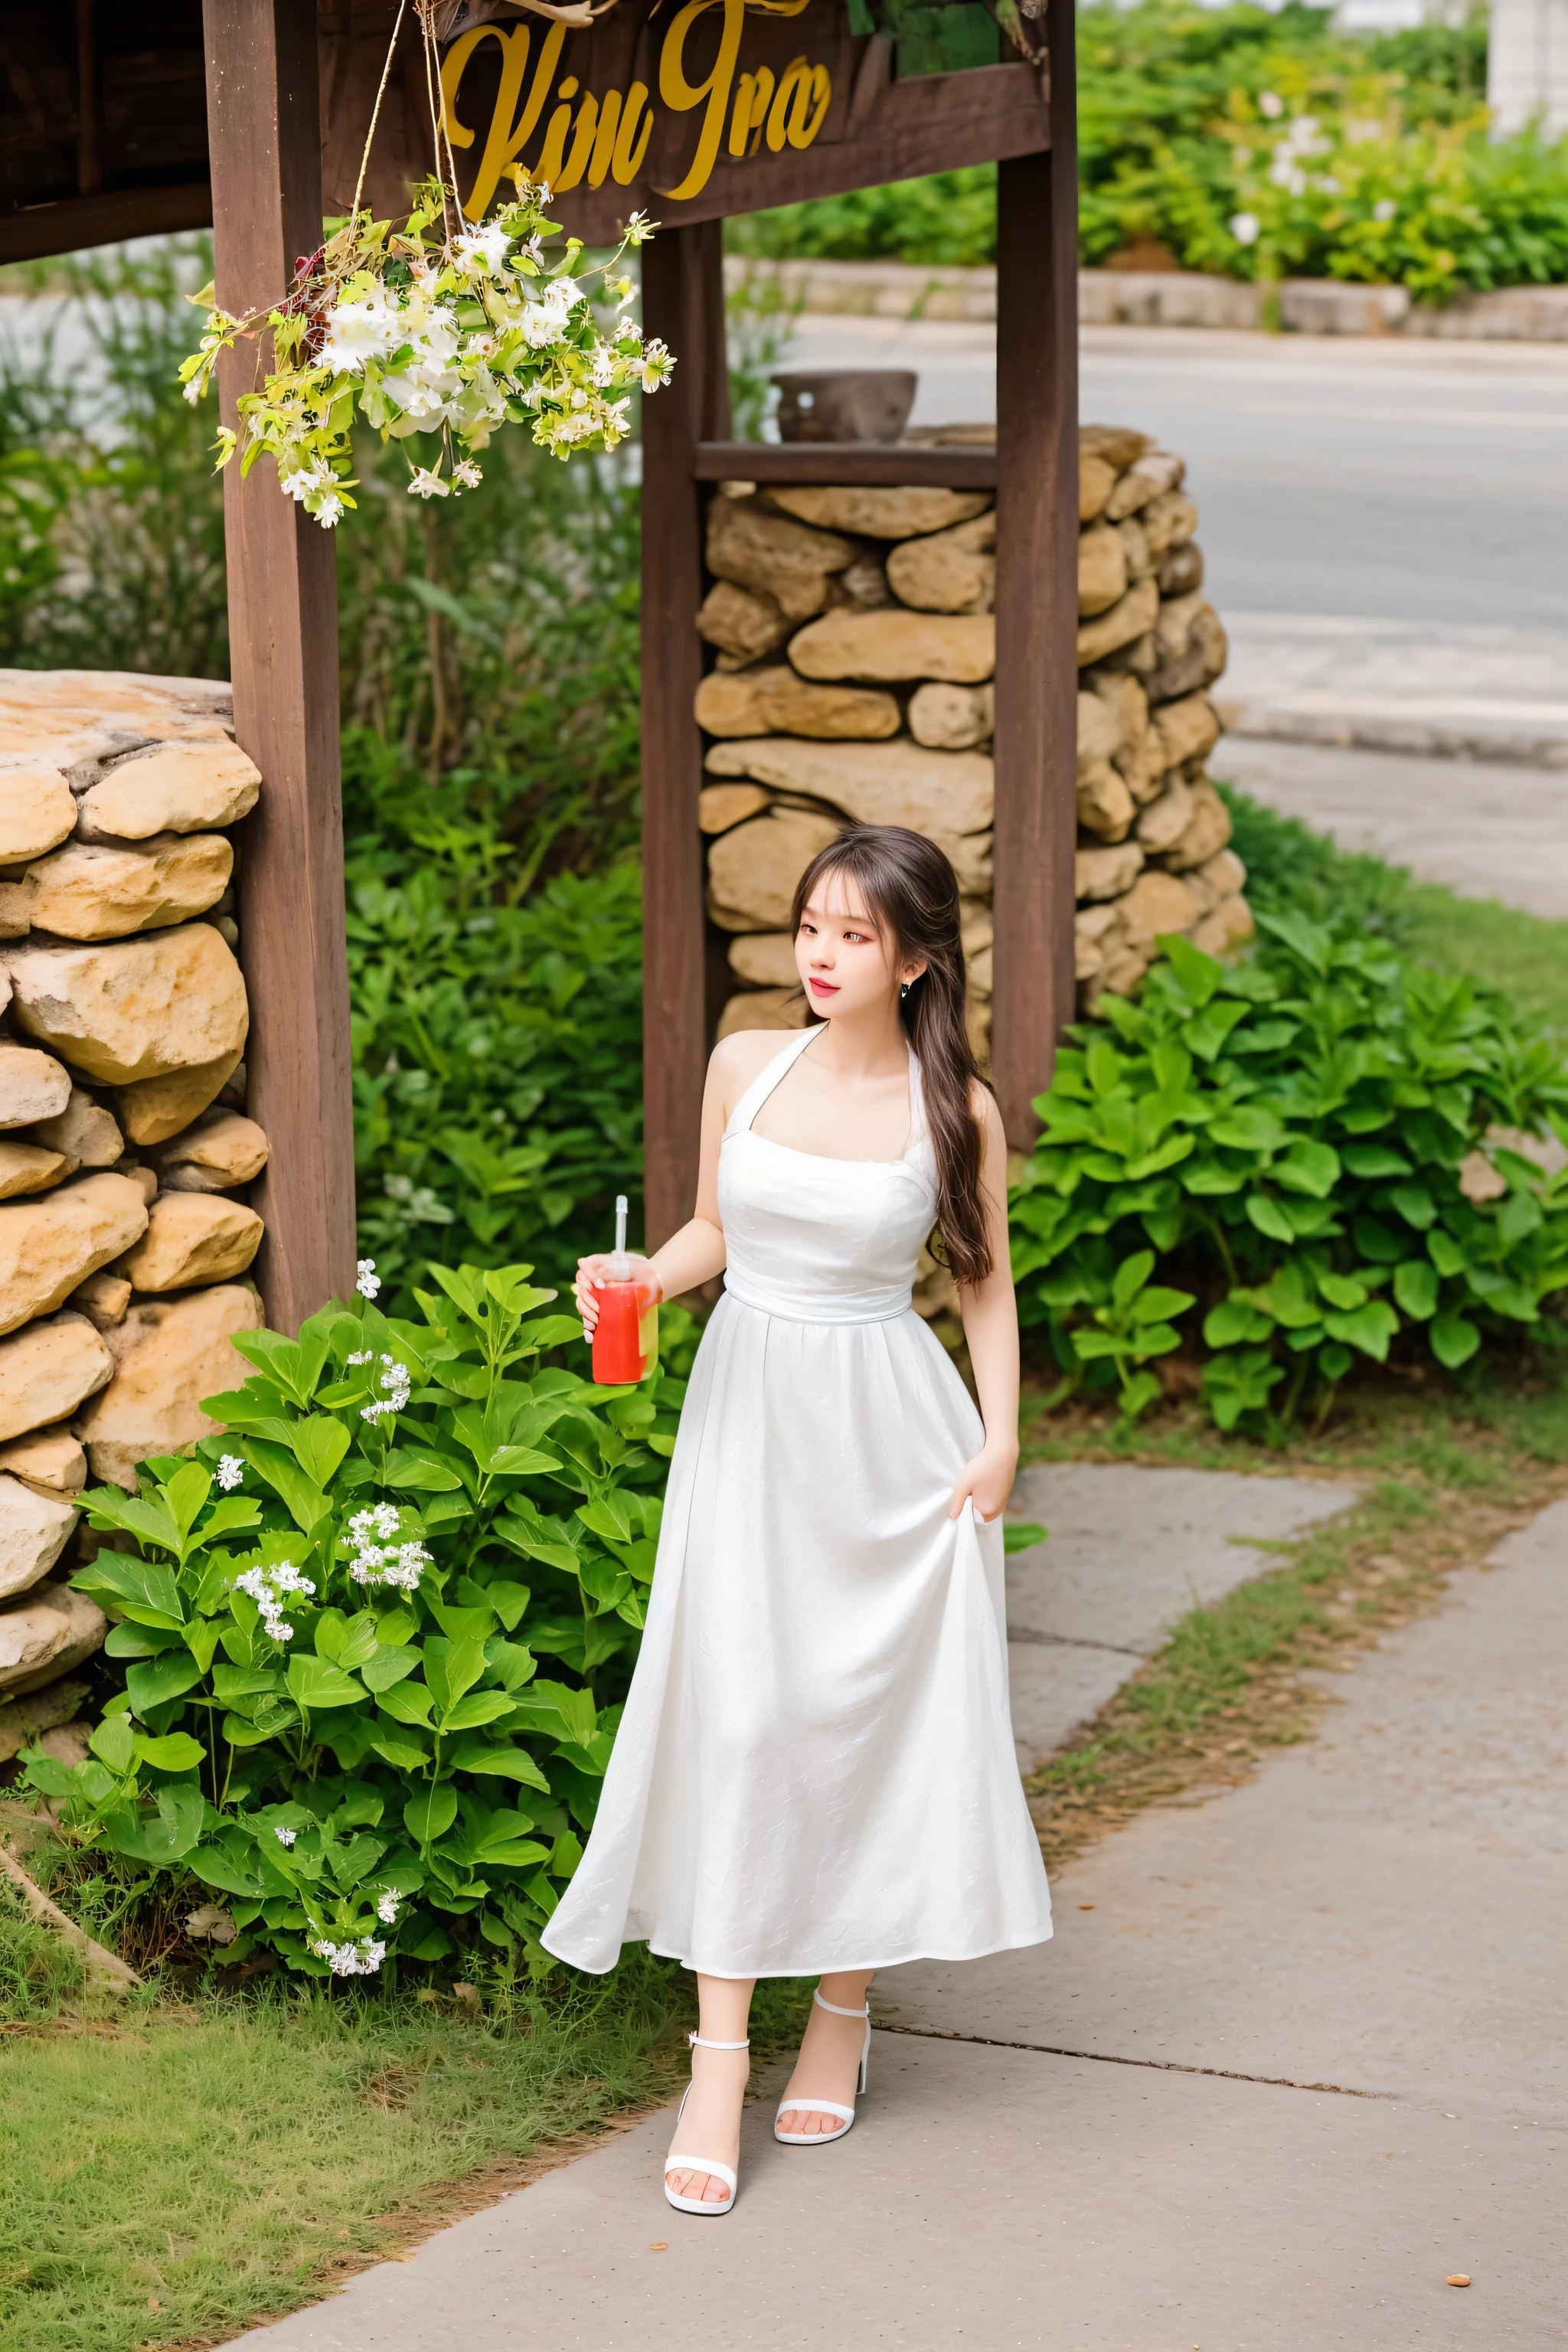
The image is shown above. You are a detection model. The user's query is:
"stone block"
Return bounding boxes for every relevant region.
[1076,579,1159,668]
[0,1174,149,1334]
[706,495,854,623]
[0,1313,114,1441]
[23,831,232,939]
[1106,449,1185,521]
[5,922,248,1087]
[1078,522,1129,618]
[705,736,992,840]
[1076,841,1145,902]
[0,764,77,862]
[838,556,890,608]
[1142,489,1198,564]
[885,512,995,614]
[1194,847,1247,902]
[1158,542,1204,597]
[1135,778,1196,855]
[0,1043,72,1131]
[32,1085,123,1168]
[115,1047,244,1146]
[1119,869,1204,946]
[1162,779,1233,871]
[76,738,260,839]
[716,986,806,1040]
[696,665,900,741]
[1076,691,1125,775]
[116,1191,263,1292]
[909,682,993,751]
[1078,763,1136,844]
[1152,691,1221,773]
[145,1109,268,1194]
[0,1677,90,1762]
[0,1579,106,1695]
[0,1140,70,1198]
[0,1426,87,1495]
[787,610,995,684]
[694,670,782,738]
[0,668,232,766]
[74,1280,266,1491]
[1079,452,1116,524]
[1191,893,1256,956]
[698,782,773,835]
[766,487,989,539]
[0,1472,79,1601]
[706,808,844,932]
[69,1271,132,1329]
[939,831,993,896]
[1149,593,1228,701]
[696,579,790,664]
[727,933,799,987]
[1081,425,1150,473]
[1074,901,1120,980]
[1112,514,1154,582]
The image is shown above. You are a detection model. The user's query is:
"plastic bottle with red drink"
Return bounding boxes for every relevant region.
[591,1193,660,1385]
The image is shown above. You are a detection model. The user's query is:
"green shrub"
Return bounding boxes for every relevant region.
[21,1261,680,1980]
[1011,916,1568,1431]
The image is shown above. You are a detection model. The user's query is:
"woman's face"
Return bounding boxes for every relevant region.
[794,867,925,1019]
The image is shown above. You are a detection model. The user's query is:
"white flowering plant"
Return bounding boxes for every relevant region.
[178,176,672,528]
[24,1257,684,1981]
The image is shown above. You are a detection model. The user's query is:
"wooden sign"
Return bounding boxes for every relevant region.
[322,0,1048,247]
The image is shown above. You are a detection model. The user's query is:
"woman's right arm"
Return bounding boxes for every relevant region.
[574,1033,765,1327]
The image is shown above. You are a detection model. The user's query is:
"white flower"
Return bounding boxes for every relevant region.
[274,1824,297,1847]
[318,290,403,374]
[312,1936,387,1976]
[407,464,451,500]
[453,220,512,273]
[639,341,673,393]
[377,1890,402,1924]
[347,1349,373,1367]
[453,458,483,488]
[356,1259,381,1301]
[1320,175,1341,195]
[234,1559,316,1645]
[1229,212,1261,247]
[1373,197,1396,222]
[217,1455,244,1491]
[350,1502,403,1544]
[1259,89,1284,119]
[361,1355,413,1426]
[588,341,617,389]
[315,492,345,528]
[625,211,654,246]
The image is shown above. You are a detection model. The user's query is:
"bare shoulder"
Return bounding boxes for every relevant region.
[969,1078,1007,1146]
[708,1027,797,1113]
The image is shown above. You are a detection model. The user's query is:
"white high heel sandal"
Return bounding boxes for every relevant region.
[774,1990,871,2145]
[663,2031,749,2216]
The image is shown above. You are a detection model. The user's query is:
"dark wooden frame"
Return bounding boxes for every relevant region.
[639,0,1078,1247]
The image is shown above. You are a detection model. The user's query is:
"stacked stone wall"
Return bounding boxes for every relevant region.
[694,423,1253,1052]
[0,669,265,1753]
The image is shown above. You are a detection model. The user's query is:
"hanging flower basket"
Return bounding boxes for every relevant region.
[178,1,671,526]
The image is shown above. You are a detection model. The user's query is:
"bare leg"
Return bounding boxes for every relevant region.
[776,1968,874,2137]
[665,1972,754,2208]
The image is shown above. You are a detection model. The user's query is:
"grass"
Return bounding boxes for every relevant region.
[1400,880,1568,1031]
[0,1915,811,2352]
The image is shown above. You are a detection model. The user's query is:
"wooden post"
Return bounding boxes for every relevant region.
[990,0,1078,1150]
[639,219,730,1250]
[203,0,357,1332]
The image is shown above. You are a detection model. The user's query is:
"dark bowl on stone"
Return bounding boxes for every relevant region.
[771,368,917,445]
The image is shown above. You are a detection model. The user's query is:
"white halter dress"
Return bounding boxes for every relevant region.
[544,1026,1054,1978]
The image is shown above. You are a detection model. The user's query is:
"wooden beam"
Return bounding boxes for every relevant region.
[0,183,213,266]
[639,220,730,1253]
[989,2,1078,1152]
[203,0,356,1334]
[695,442,998,488]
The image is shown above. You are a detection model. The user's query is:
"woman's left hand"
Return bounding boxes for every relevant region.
[947,1439,1019,1525]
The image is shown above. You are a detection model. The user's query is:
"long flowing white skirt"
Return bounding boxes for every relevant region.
[544,1292,1054,1978]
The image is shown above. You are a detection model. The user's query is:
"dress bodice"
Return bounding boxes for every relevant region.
[717,1026,939,1324]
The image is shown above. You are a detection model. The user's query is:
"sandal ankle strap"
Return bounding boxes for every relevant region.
[812,1990,870,2019]
[689,2031,750,2049]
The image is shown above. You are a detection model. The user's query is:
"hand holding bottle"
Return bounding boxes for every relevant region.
[578,1195,662,1382]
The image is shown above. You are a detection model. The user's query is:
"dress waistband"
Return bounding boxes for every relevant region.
[722,1276,914,1327]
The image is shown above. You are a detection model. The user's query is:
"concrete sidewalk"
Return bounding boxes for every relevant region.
[229,1491,1566,2351]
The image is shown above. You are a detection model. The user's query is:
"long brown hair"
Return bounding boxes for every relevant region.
[788,825,991,1286]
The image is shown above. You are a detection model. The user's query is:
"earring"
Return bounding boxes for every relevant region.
[900,981,910,1001]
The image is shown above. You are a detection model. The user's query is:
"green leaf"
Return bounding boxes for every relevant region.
[1342,1145,1411,1178]
[1131,1284,1194,1324]
[1204,1297,1272,1348]
[1317,1273,1368,1312]
[189,1844,270,1900]
[290,1416,352,1491]
[136,1733,207,1772]
[423,1636,488,1713]
[447,1740,550,1788]
[1210,1107,1287,1153]
[1317,1342,1353,1382]
[1393,1259,1439,1320]
[74,1550,185,1629]
[1001,1521,1046,1554]
[89,1718,136,1773]
[376,1681,435,1727]
[360,1643,420,1694]
[285,1655,366,1711]
[243,1439,331,1536]
[440,1690,515,1733]
[1431,1309,1481,1370]
[1275,1140,1340,1199]
[479,1579,531,1632]
[1428,1228,1468,1278]
[404,1785,459,1844]
[107,1785,207,1864]
[1322,1300,1399,1362]
[1111,1250,1155,1309]
[125,1653,204,1717]
[1390,1182,1436,1230]
[1161,933,1222,1007]
[382,1448,466,1493]
[1244,1193,1296,1243]
[313,1609,381,1671]
[369,1733,431,1772]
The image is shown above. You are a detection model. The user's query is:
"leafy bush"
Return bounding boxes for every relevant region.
[1011,916,1568,1430]
[21,1261,681,1980]
[732,2,1568,299]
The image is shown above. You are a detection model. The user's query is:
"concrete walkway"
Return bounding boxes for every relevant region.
[230,1487,1566,2350]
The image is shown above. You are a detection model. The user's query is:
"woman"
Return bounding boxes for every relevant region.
[546,823,1052,2214]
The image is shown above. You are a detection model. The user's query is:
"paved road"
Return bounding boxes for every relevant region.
[228,1490,1568,2350]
